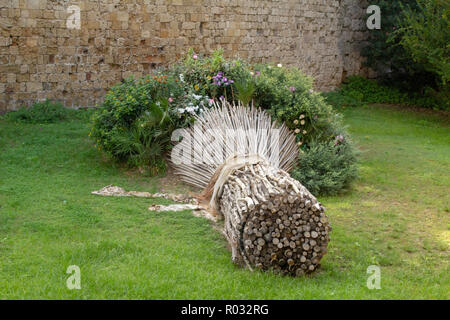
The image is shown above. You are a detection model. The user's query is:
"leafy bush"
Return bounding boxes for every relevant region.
[106,100,174,174]
[90,75,185,172]
[90,68,218,172]
[291,139,358,195]
[320,91,362,109]
[250,65,348,146]
[5,99,78,123]
[393,0,450,86]
[361,0,448,109]
[324,76,448,110]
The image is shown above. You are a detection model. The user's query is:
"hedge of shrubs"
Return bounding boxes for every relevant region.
[4,99,85,124]
[90,50,358,195]
[361,0,449,110]
[323,76,449,110]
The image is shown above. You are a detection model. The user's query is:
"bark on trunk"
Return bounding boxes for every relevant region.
[216,161,331,276]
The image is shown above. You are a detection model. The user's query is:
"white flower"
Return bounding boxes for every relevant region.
[192,94,202,100]
[179,74,185,83]
[309,89,314,94]
[186,107,195,114]
[250,72,254,76]
[178,108,185,114]
[277,63,282,68]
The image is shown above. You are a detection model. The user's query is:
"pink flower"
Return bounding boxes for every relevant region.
[193,54,198,60]
[168,97,173,103]
[334,134,344,146]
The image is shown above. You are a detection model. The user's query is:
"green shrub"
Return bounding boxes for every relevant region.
[361,0,432,89]
[338,76,408,104]
[5,99,76,123]
[250,64,349,146]
[106,99,174,174]
[321,91,362,109]
[393,0,450,86]
[90,75,185,172]
[324,76,448,110]
[291,139,358,195]
[90,71,215,172]
[361,0,448,108]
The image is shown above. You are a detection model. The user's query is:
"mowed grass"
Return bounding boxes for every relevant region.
[0,105,448,299]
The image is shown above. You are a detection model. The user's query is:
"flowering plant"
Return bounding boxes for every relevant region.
[174,92,213,118]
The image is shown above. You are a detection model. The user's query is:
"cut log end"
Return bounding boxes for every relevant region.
[218,161,331,276]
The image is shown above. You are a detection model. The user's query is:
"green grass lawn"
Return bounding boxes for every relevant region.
[0,104,448,299]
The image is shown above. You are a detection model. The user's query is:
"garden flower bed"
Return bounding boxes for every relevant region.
[90,50,358,196]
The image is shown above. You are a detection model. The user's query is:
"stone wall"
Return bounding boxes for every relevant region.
[0,0,369,112]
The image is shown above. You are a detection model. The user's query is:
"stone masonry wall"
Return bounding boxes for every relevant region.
[0,0,369,112]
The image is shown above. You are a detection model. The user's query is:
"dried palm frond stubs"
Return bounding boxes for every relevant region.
[171,101,331,276]
[170,100,298,189]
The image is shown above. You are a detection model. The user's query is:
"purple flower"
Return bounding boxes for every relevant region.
[256,71,260,76]
[220,96,225,100]
[289,86,296,92]
[212,72,233,87]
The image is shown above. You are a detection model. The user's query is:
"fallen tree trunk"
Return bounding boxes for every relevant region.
[209,159,331,276]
